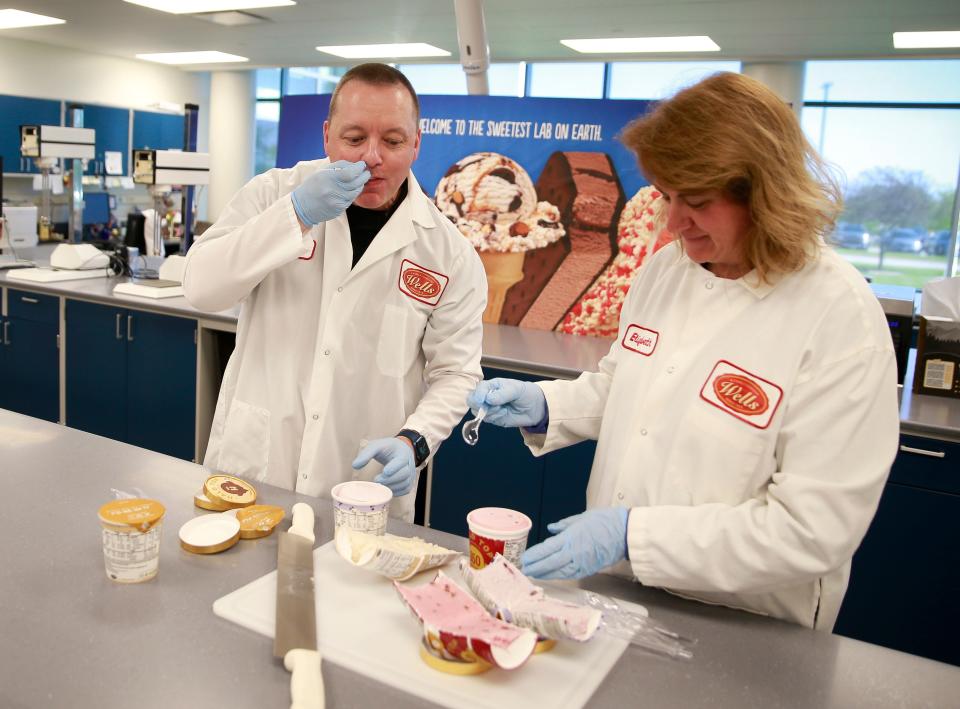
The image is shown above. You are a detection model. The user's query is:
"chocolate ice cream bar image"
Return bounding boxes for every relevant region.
[501,151,625,329]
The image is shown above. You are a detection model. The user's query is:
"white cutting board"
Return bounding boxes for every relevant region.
[213,542,642,709]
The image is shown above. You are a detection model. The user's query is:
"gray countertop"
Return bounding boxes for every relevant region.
[3,252,959,439]
[1,408,958,709]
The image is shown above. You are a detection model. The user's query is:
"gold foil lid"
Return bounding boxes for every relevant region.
[418,641,491,675]
[98,499,166,532]
[178,513,241,554]
[203,474,257,508]
[236,505,285,539]
[194,490,232,511]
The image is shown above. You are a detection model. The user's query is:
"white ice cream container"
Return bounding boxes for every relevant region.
[331,481,392,537]
[98,498,166,583]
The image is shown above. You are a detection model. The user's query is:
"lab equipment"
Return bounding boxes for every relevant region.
[461,406,486,445]
[20,124,94,160]
[129,148,210,287]
[290,160,369,226]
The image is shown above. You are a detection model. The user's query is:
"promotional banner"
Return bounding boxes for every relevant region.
[277,94,672,338]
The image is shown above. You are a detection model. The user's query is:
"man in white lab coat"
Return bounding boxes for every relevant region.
[468,73,900,630]
[184,64,487,522]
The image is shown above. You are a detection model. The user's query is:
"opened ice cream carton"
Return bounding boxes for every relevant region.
[335,527,460,581]
[459,555,602,643]
[394,571,538,673]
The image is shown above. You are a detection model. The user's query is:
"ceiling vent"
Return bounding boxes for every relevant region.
[194,10,267,26]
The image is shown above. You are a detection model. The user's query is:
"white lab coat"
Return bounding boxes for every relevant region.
[183,159,487,521]
[524,241,899,630]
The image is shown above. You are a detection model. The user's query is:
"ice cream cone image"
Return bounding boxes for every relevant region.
[480,251,525,323]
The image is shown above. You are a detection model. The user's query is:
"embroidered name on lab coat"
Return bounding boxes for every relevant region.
[398,259,448,306]
[621,324,659,356]
[700,360,783,429]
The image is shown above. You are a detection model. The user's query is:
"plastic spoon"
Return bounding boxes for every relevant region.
[461,407,487,446]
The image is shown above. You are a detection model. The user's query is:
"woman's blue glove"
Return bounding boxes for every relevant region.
[351,437,416,496]
[291,160,370,226]
[521,508,629,580]
[466,378,547,428]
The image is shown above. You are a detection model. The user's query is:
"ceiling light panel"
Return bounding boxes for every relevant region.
[893,31,960,49]
[561,36,721,53]
[123,0,294,14]
[0,9,66,29]
[136,51,249,64]
[316,43,451,59]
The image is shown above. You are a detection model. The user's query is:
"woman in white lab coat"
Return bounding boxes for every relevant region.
[468,72,899,630]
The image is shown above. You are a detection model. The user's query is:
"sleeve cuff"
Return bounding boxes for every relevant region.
[522,404,550,434]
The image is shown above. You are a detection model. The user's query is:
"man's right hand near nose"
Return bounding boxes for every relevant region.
[291,160,370,227]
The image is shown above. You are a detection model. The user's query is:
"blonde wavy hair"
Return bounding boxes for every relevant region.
[620,72,841,282]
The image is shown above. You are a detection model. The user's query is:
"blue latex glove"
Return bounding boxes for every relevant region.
[521,508,629,580]
[351,437,417,496]
[466,378,547,428]
[291,160,370,226]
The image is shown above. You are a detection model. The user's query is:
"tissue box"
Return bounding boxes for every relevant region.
[913,316,960,399]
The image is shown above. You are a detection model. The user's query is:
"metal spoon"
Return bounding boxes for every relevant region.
[461,407,487,446]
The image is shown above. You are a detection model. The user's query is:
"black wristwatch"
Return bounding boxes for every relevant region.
[397,429,430,467]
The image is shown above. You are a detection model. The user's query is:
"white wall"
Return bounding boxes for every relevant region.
[0,36,209,127]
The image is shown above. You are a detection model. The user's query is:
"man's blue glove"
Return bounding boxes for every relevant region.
[351,437,417,496]
[521,507,629,580]
[466,378,547,428]
[291,160,370,226]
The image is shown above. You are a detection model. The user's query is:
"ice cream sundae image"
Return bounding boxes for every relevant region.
[435,152,565,322]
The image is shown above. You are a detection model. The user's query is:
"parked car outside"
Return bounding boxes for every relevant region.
[924,230,952,256]
[829,222,871,249]
[881,228,925,253]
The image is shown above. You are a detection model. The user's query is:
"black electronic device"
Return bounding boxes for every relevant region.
[125,212,146,253]
[871,284,915,385]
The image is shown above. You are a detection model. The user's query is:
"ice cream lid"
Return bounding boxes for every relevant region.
[467,507,532,538]
[98,498,165,532]
[203,474,257,508]
[235,505,285,539]
[194,490,232,511]
[178,513,241,554]
[331,481,393,508]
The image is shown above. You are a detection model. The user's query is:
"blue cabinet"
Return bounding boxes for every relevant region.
[835,434,960,666]
[82,105,130,176]
[65,299,196,460]
[132,111,184,151]
[0,289,59,421]
[429,367,594,545]
[0,95,62,174]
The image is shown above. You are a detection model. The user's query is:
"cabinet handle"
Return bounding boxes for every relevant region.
[3,321,9,346]
[20,296,39,304]
[899,445,946,459]
[115,313,123,340]
[127,315,134,342]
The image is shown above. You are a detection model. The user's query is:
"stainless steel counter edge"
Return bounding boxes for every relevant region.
[2,408,957,709]
[4,273,960,439]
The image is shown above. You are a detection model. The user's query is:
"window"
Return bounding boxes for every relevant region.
[526,62,606,99]
[607,61,741,99]
[802,60,960,289]
[398,63,526,96]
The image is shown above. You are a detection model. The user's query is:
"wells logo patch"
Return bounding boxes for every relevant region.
[700,360,783,429]
[398,259,448,306]
[621,324,659,356]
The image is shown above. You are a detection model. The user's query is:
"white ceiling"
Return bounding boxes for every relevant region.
[2,0,960,70]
